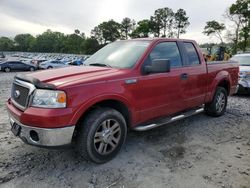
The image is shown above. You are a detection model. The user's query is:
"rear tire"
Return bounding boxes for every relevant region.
[4,67,10,72]
[76,108,127,163]
[205,87,227,117]
[47,66,53,69]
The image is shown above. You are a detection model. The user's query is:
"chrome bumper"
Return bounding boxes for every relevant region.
[9,115,75,147]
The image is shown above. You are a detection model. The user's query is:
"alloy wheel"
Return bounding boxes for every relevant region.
[94,119,121,155]
[216,92,226,113]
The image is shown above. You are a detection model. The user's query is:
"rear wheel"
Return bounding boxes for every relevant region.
[47,66,53,69]
[205,87,227,117]
[76,108,127,163]
[4,67,11,72]
[30,67,35,71]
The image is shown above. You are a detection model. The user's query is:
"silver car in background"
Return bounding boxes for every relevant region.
[39,60,68,69]
[231,53,250,93]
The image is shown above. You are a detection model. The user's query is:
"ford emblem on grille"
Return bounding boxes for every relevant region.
[14,90,20,99]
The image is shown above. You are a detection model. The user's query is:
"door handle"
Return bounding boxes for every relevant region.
[180,73,188,80]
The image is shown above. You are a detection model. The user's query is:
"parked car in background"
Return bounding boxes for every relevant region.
[0,52,5,58]
[0,61,36,72]
[39,60,68,69]
[68,59,84,66]
[31,59,47,68]
[230,53,250,93]
[0,52,6,62]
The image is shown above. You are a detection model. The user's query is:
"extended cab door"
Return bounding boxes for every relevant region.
[136,41,186,121]
[179,41,207,108]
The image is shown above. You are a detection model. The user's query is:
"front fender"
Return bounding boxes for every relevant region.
[69,94,135,126]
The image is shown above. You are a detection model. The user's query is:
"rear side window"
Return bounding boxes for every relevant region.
[183,42,200,66]
[145,42,182,68]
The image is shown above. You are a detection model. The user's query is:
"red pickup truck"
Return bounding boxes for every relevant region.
[7,38,239,163]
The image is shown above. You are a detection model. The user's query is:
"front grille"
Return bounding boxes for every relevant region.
[11,83,30,109]
[11,79,35,110]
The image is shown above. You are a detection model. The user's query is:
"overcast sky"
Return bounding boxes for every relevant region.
[0,0,236,44]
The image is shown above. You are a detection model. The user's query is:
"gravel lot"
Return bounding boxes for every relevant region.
[0,72,250,188]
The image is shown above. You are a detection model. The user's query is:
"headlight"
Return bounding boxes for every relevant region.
[31,89,66,108]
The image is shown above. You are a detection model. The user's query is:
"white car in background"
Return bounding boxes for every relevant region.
[231,53,250,93]
[39,60,68,69]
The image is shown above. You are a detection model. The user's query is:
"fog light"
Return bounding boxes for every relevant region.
[30,130,39,142]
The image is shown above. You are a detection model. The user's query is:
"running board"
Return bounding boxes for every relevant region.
[133,107,204,131]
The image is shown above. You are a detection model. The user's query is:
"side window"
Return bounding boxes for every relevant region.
[145,42,182,68]
[183,42,200,66]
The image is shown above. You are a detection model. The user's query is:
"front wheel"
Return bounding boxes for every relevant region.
[30,67,35,71]
[76,108,127,163]
[205,87,228,117]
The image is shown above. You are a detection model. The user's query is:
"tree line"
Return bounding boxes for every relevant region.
[0,7,189,54]
[0,0,249,55]
[203,0,249,53]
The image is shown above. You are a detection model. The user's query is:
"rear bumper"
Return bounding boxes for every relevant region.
[9,114,75,147]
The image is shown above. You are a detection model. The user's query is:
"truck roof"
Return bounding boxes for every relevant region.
[129,38,196,43]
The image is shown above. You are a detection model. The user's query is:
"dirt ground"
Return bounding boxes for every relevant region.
[0,72,249,188]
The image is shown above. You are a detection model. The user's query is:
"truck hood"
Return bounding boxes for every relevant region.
[27,66,119,87]
[239,65,250,72]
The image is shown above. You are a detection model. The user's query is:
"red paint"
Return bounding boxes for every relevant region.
[6,38,239,129]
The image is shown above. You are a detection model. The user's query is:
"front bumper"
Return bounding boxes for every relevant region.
[9,114,75,147]
[237,78,250,93]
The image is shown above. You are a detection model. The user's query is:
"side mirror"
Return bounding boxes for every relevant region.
[144,59,170,74]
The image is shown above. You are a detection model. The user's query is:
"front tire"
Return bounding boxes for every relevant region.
[205,87,228,117]
[76,108,127,163]
[30,67,35,71]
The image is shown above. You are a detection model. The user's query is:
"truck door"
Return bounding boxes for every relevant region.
[179,42,207,108]
[137,41,186,121]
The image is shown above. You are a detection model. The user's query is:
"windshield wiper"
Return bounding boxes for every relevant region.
[89,63,112,68]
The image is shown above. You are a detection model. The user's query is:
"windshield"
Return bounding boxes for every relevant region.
[231,55,250,66]
[85,40,150,68]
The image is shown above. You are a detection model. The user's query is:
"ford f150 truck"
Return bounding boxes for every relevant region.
[7,38,239,163]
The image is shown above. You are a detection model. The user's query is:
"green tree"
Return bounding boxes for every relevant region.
[150,7,174,37]
[229,0,250,52]
[0,37,15,51]
[63,33,84,54]
[130,19,153,38]
[74,29,80,35]
[14,34,35,51]
[35,30,66,53]
[224,8,242,54]
[91,26,103,44]
[81,37,100,54]
[91,20,121,44]
[203,20,226,43]
[120,17,135,39]
[174,9,190,38]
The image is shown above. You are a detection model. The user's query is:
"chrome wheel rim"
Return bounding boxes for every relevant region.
[94,119,121,155]
[216,92,226,113]
[5,68,10,72]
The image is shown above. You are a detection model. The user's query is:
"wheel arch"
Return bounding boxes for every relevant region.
[217,79,230,95]
[72,96,133,130]
[206,70,231,102]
